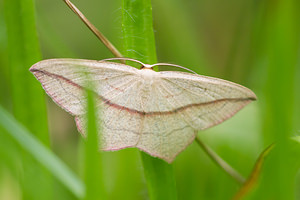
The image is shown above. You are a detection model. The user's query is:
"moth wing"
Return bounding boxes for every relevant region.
[30,58,140,116]
[155,71,257,130]
[135,71,256,162]
[31,58,146,150]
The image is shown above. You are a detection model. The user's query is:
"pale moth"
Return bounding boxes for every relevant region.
[30,58,256,163]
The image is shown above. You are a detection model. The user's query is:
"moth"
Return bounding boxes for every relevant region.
[30,58,256,163]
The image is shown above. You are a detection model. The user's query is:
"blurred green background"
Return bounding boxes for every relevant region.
[0,0,299,199]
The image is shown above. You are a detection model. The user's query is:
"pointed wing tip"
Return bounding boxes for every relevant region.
[243,86,257,101]
[29,66,38,73]
[29,59,63,73]
[29,63,42,80]
[29,64,44,79]
[29,60,46,73]
[29,59,61,75]
[251,96,257,101]
[248,90,258,101]
[29,63,37,72]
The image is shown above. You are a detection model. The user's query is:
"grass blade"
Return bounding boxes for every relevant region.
[195,136,245,184]
[122,0,177,199]
[122,0,157,63]
[261,0,299,198]
[0,105,85,199]
[4,0,48,141]
[84,84,106,199]
[4,0,52,198]
[233,144,274,200]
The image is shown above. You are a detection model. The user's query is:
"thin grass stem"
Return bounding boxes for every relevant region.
[63,0,123,58]
[195,136,245,184]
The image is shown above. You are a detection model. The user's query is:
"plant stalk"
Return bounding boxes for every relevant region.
[195,136,245,184]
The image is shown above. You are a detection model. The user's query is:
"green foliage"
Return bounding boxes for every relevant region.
[260,0,299,199]
[0,105,84,199]
[3,0,51,199]
[4,0,48,141]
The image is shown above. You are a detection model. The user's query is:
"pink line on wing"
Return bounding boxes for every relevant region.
[30,68,255,117]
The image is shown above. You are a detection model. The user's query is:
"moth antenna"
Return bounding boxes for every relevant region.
[151,63,198,74]
[101,58,146,66]
[63,0,123,58]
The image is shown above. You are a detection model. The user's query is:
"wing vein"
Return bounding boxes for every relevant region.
[157,83,197,130]
[162,78,223,100]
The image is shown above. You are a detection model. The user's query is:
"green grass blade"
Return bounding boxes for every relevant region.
[122,0,177,199]
[122,0,157,63]
[84,86,106,199]
[141,154,177,200]
[246,139,300,200]
[261,0,299,199]
[0,105,85,199]
[233,144,274,200]
[4,0,52,198]
[4,0,48,141]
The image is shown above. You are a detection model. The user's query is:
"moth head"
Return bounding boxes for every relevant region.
[140,64,154,70]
